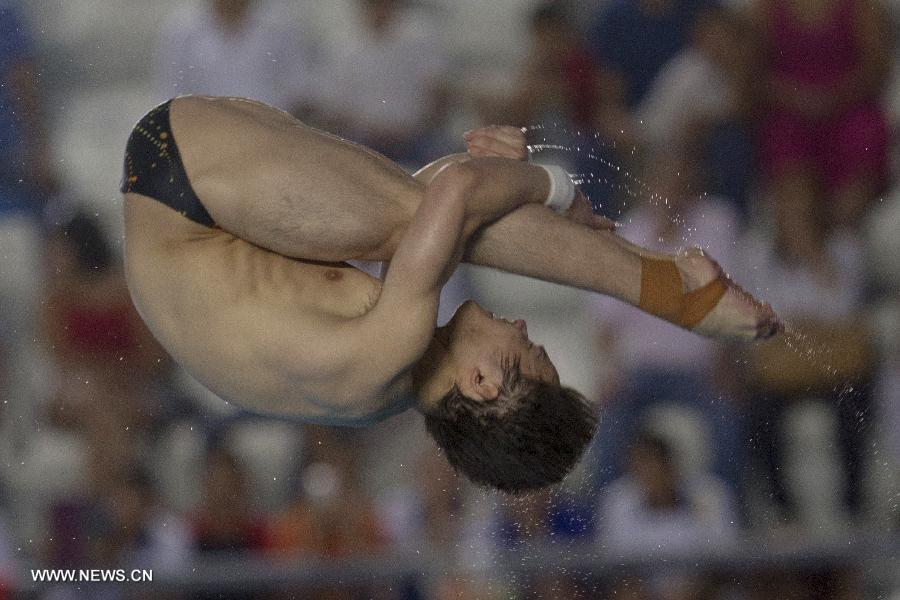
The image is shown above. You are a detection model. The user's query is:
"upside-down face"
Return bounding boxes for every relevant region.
[442,300,559,400]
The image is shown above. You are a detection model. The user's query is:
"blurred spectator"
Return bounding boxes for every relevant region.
[0,0,51,461]
[189,450,267,600]
[604,575,649,600]
[505,3,602,130]
[492,488,594,599]
[311,0,450,165]
[0,511,14,600]
[597,429,737,600]
[48,467,190,571]
[498,2,624,215]
[580,0,709,215]
[0,1,53,198]
[636,5,755,215]
[41,212,175,434]
[376,445,463,550]
[739,207,876,524]
[497,486,593,548]
[102,468,192,575]
[43,214,149,373]
[588,0,708,123]
[267,430,386,599]
[745,566,864,600]
[406,449,467,550]
[45,421,145,568]
[590,153,745,492]
[155,0,316,111]
[267,429,386,558]
[599,430,739,551]
[872,300,900,517]
[866,180,900,295]
[751,0,890,262]
[192,447,267,555]
[521,575,586,599]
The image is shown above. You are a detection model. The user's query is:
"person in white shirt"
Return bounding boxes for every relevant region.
[738,210,874,520]
[155,0,315,111]
[591,153,745,491]
[598,429,738,600]
[311,0,449,165]
[636,5,754,215]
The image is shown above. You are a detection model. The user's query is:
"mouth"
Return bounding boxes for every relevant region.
[513,319,528,336]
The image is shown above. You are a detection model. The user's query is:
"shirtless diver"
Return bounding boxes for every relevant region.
[121,96,780,493]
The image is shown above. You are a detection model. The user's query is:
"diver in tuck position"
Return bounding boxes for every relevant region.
[121,96,780,493]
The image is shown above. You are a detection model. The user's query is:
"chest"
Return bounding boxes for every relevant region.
[272,259,384,320]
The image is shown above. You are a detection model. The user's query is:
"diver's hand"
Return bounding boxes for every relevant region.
[463,126,529,161]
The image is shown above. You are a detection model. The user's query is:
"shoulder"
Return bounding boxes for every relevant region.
[340,295,436,388]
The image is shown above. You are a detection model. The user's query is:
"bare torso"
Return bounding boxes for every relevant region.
[123,97,421,423]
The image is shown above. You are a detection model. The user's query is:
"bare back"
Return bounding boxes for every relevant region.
[123,97,423,422]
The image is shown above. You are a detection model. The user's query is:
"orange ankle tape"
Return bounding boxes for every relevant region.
[639,256,728,329]
[639,257,683,324]
[679,276,728,329]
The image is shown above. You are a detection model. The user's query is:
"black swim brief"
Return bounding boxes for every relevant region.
[120,100,215,227]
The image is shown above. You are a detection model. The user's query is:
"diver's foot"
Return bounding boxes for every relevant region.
[675,248,782,341]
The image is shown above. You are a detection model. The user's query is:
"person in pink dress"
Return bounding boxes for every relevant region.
[752,0,890,269]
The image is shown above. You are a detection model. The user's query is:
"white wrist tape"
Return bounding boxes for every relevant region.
[537,164,576,213]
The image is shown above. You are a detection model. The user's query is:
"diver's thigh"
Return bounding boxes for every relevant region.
[169,96,421,262]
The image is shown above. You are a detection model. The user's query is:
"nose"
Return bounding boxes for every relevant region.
[513,319,528,335]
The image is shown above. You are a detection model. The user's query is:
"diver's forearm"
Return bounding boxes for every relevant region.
[413,153,471,183]
[416,154,644,302]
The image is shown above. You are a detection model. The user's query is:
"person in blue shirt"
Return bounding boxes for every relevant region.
[0,2,55,466]
[590,0,707,109]
[0,1,53,214]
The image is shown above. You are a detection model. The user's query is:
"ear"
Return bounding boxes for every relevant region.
[468,367,500,401]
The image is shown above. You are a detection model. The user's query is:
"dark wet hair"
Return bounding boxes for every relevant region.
[423,361,596,494]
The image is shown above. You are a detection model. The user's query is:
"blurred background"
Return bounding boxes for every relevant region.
[1,0,900,597]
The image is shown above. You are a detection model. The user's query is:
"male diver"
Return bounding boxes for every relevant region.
[122,96,780,492]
